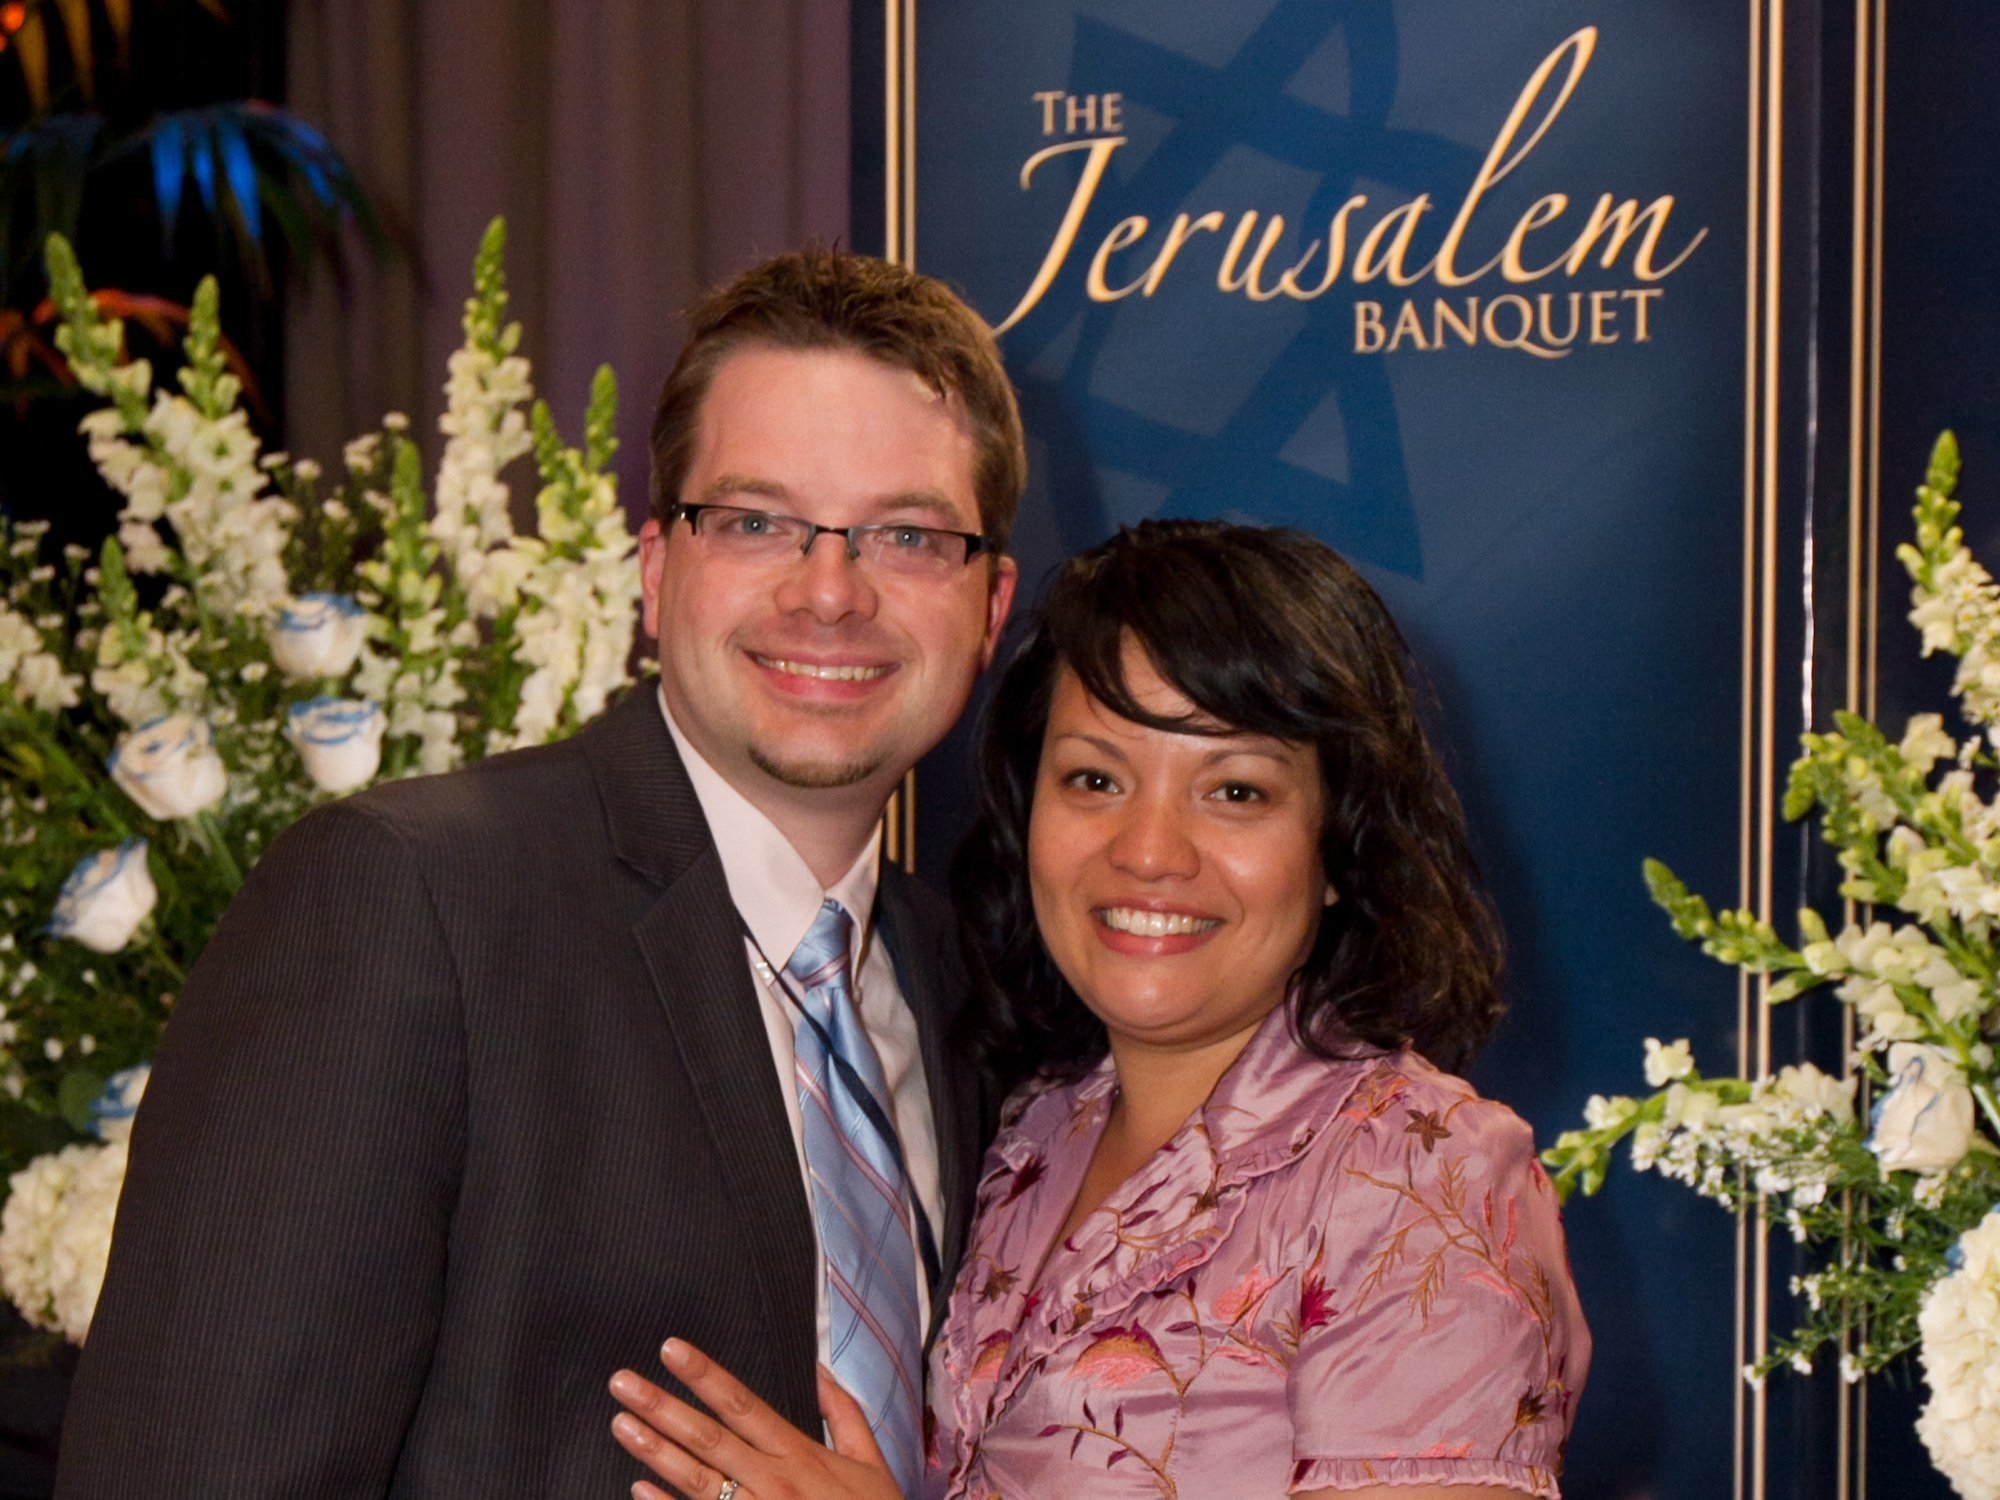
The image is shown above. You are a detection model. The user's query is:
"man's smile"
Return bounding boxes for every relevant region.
[750,652,894,683]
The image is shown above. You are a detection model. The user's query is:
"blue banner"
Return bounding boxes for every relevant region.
[900,4,1757,1493]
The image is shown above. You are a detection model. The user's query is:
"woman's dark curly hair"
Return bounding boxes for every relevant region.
[952,519,1506,1102]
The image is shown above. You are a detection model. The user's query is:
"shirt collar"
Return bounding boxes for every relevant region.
[657,687,882,968]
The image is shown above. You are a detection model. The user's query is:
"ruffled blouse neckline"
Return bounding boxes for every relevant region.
[936,1005,1392,1487]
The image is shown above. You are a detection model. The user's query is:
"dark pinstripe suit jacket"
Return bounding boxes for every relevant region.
[55,689,984,1496]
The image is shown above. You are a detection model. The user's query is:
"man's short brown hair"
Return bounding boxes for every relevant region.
[649,248,1026,551]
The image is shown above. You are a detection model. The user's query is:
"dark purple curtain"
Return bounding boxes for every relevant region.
[285,0,851,516]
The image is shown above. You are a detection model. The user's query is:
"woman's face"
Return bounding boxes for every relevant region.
[1027,643,1334,1063]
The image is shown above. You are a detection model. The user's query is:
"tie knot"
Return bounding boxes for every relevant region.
[786,899,855,988]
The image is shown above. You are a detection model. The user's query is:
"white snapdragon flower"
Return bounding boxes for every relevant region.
[108,713,227,819]
[267,593,368,681]
[1842,759,1900,830]
[1643,1037,1696,1087]
[1583,1093,1640,1132]
[89,621,208,729]
[1716,1101,1776,1138]
[1899,713,1959,776]
[1629,1120,1665,1170]
[1917,1208,2000,1500]
[116,521,172,574]
[1840,975,1924,1045]
[416,710,460,775]
[286,698,386,794]
[1765,1062,1857,1125]
[1931,864,2000,926]
[1840,920,1942,981]
[1912,954,1988,1026]
[12,651,82,713]
[134,396,295,616]
[48,841,156,954]
[1663,1081,1720,1131]
[430,340,534,609]
[0,607,81,713]
[1868,1043,1977,1176]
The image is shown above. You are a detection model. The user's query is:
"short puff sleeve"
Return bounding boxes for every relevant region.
[1284,1080,1588,1495]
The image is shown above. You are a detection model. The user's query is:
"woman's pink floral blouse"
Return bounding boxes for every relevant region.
[924,1007,1590,1498]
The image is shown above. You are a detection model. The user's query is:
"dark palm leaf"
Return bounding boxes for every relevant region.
[213,109,258,245]
[148,111,183,253]
[49,0,97,102]
[0,113,105,305]
[108,102,379,297]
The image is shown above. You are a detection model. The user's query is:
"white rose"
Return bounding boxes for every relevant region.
[48,841,157,954]
[286,698,386,793]
[90,1064,150,1145]
[267,593,368,681]
[1643,1036,1696,1087]
[108,714,227,820]
[1868,1042,1976,1175]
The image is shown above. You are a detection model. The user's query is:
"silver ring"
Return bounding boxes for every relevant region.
[717,1480,740,1500]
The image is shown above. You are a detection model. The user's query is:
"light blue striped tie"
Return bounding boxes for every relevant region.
[788,899,923,1495]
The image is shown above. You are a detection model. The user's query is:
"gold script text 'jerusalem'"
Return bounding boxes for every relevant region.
[993,27,1708,336]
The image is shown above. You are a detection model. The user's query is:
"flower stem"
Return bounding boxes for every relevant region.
[190,813,244,893]
[1973,1080,2000,1144]
[145,930,186,986]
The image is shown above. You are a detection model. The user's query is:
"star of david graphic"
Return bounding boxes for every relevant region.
[992,0,1481,579]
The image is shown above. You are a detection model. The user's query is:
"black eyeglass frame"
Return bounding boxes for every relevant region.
[668,502,993,566]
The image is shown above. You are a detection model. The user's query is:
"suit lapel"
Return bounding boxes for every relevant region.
[877,870,978,1342]
[583,693,819,1414]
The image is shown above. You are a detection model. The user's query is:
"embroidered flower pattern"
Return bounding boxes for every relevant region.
[928,1025,1586,1500]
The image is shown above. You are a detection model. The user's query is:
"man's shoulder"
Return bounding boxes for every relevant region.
[341,733,598,847]
[270,692,678,875]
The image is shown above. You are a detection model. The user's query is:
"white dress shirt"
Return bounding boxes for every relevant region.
[658,692,942,1360]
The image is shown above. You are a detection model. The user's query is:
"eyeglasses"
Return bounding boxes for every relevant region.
[670,503,992,577]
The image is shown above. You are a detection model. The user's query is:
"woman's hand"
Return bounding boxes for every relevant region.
[609,1338,907,1500]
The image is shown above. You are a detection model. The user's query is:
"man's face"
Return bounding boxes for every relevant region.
[641,344,1017,811]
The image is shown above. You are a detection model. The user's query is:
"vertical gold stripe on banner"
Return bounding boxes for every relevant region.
[1840,0,1872,1496]
[1734,0,1791,1492]
[1840,0,1870,1486]
[1868,0,1886,732]
[1751,3,1787,1494]
[1734,5,1766,1499]
[902,0,918,271]
[881,0,919,872]
[1846,0,1871,730]
[1856,2,1889,1487]
[883,0,900,273]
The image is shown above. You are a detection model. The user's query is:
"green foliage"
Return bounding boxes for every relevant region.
[0,225,640,1182]
[1551,434,2000,1388]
